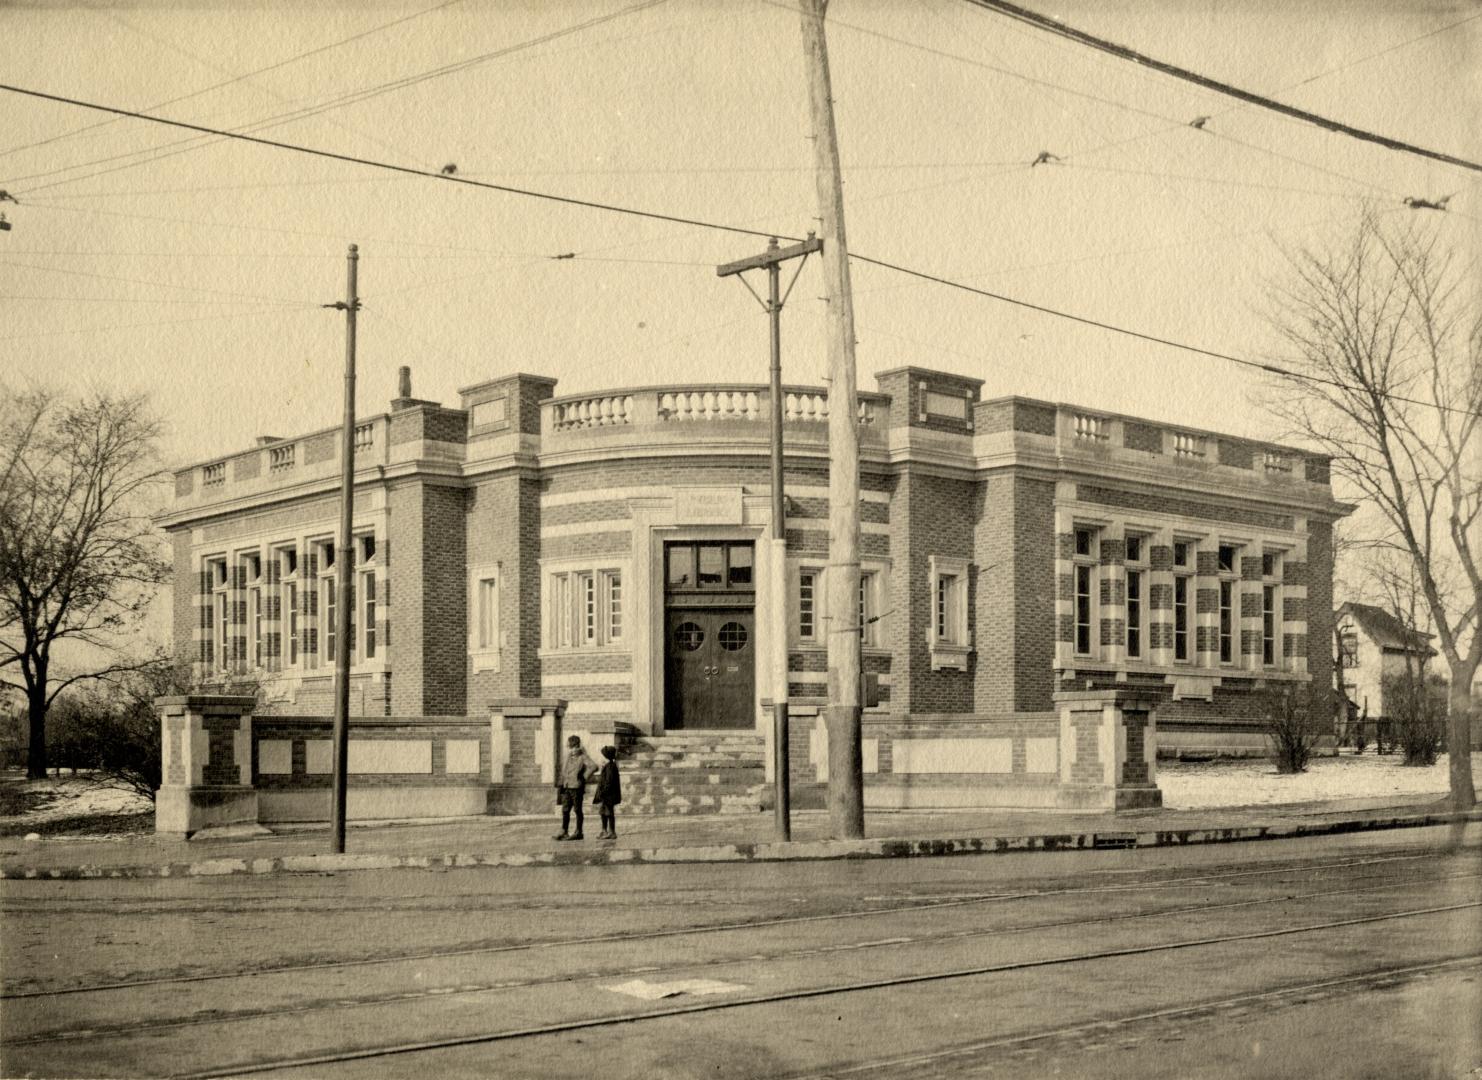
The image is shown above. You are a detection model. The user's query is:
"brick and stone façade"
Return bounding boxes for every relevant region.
[157,364,1350,819]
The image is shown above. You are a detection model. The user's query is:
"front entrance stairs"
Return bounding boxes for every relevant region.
[618,732,768,815]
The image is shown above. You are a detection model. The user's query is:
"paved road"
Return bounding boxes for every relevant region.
[3,825,1480,1079]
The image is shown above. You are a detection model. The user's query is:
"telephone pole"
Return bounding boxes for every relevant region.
[325,244,360,855]
[717,233,821,842]
[799,0,864,839]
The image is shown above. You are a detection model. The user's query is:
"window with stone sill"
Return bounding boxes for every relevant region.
[314,535,377,669]
[798,567,819,642]
[1171,538,1196,664]
[1261,551,1284,669]
[1070,527,1099,660]
[795,563,889,649]
[469,564,501,672]
[276,544,298,669]
[1217,543,1240,665]
[206,556,229,672]
[928,555,970,670]
[544,565,624,651]
[1125,534,1147,661]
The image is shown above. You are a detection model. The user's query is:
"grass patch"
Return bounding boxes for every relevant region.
[0,780,55,817]
[0,810,155,838]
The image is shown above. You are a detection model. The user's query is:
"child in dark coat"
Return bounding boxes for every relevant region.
[592,745,622,840]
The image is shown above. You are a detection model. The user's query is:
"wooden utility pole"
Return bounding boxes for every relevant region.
[327,244,360,854]
[799,0,864,839]
[717,233,821,842]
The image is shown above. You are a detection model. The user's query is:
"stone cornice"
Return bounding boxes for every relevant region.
[162,422,1348,530]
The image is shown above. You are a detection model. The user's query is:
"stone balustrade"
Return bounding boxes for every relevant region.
[551,393,635,430]
[542,384,886,438]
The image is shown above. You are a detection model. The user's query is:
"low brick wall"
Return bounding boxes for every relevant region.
[786,709,1065,810]
[252,715,490,822]
[864,713,1062,808]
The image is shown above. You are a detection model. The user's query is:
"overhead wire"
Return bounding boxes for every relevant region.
[88,4,459,172]
[3,51,1469,416]
[844,251,1475,417]
[3,0,670,196]
[1,294,305,305]
[0,83,783,241]
[759,0,1408,202]
[0,0,465,161]
[963,0,1482,176]
[960,2,1482,169]
[0,258,320,306]
[0,305,305,343]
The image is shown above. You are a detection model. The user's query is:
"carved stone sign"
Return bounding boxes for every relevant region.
[675,486,743,524]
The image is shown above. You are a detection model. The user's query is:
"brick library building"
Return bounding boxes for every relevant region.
[155,365,1348,835]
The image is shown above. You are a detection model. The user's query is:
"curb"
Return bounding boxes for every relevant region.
[4,808,1479,881]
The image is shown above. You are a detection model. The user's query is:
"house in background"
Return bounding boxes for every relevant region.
[1335,601,1437,724]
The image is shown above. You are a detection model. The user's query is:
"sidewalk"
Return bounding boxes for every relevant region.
[3,794,1478,880]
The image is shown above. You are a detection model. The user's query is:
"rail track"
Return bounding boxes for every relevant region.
[3,847,1460,1001]
[150,899,1481,1079]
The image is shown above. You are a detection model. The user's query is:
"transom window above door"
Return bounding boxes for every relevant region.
[666,542,754,592]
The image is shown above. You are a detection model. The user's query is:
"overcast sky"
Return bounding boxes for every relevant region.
[5,0,1479,479]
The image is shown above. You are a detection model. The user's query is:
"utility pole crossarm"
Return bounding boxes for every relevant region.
[716,236,822,277]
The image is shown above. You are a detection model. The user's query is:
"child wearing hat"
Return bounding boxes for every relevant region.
[592,745,622,840]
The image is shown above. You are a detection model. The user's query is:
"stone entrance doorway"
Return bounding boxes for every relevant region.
[663,541,755,730]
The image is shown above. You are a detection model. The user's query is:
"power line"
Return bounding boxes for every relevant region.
[0,0,464,162]
[762,0,1405,203]
[4,0,671,197]
[1275,11,1482,93]
[962,1,1481,152]
[91,3,460,172]
[964,0,1482,176]
[0,304,301,343]
[0,258,319,306]
[4,80,1465,418]
[19,199,554,257]
[845,252,1475,417]
[1,294,302,305]
[0,83,783,241]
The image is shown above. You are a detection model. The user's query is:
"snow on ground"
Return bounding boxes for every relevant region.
[1158,752,1481,810]
[3,756,1477,829]
[0,773,152,825]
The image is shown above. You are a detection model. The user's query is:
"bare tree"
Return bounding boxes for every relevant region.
[1265,209,1481,809]
[0,389,170,779]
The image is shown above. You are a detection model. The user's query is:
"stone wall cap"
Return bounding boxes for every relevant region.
[1054,689,1160,705]
[254,714,487,727]
[489,698,567,712]
[875,365,987,389]
[458,373,559,396]
[154,694,258,708]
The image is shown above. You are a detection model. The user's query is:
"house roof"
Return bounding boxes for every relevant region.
[1337,601,1435,654]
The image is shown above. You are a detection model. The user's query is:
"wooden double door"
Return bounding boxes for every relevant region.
[664,608,755,730]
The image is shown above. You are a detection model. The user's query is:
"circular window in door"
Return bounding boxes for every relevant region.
[718,621,748,651]
[674,622,704,651]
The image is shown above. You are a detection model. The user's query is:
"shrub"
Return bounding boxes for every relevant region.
[1261,682,1330,774]
[23,661,262,802]
[1382,669,1447,767]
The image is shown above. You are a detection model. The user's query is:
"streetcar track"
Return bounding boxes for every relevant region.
[163,901,1482,1079]
[6,871,1478,1050]
[2,848,1456,1001]
[784,955,1482,1079]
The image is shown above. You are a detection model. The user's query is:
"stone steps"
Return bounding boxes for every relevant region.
[615,732,767,815]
